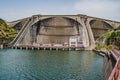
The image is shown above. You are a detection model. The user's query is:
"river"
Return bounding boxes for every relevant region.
[0,49,103,80]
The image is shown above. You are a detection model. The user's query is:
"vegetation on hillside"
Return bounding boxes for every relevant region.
[95,26,120,50]
[0,19,17,44]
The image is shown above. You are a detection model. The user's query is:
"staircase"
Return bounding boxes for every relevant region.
[9,17,41,47]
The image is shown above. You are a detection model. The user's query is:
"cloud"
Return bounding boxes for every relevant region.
[74,0,120,21]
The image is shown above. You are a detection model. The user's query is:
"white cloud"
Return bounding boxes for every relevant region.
[74,0,120,21]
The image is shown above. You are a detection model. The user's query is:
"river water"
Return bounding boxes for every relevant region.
[0,49,103,80]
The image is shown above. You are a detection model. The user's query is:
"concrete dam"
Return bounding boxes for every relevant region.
[8,14,120,50]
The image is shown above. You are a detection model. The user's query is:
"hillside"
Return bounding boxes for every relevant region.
[96,26,120,50]
[0,19,17,44]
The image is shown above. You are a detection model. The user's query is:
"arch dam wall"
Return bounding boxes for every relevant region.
[8,14,120,50]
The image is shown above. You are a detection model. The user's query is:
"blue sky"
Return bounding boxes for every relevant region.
[0,0,120,21]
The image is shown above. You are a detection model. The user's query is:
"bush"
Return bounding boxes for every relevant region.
[95,46,103,50]
[114,46,120,50]
[106,45,113,50]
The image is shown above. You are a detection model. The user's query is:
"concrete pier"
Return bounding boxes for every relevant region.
[15,46,17,49]
[69,48,71,51]
[0,44,3,49]
[20,47,22,49]
[11,46,14,49]
[37,47,40,50]
[32,47,34,50]
[56,48,58,51]
[26,47,28,50]
[44,48,46,51]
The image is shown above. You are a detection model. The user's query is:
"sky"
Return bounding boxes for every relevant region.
[0,0,120,22]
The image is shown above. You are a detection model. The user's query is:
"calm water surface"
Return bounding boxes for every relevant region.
[0,49,103,80]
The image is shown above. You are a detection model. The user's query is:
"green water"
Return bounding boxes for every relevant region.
[0,49,103,80]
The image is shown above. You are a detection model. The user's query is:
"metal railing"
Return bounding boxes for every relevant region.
[109,49,120,80]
